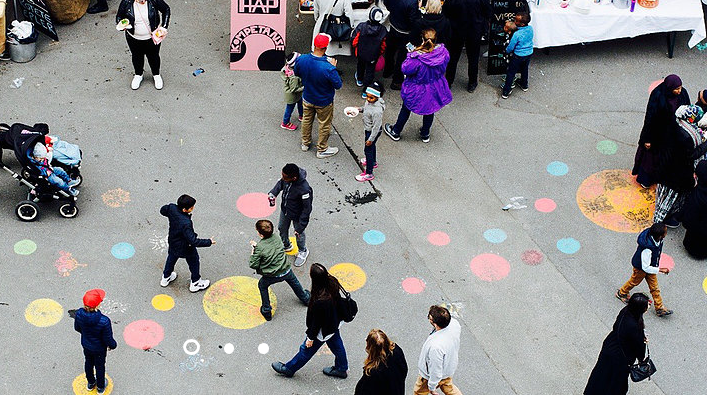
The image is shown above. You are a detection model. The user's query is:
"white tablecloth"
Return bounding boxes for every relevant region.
[528,0,707,48]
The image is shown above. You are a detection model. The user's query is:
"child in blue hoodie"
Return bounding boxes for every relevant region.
[501,12,533,99]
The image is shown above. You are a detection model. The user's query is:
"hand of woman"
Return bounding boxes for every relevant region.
[305,339,314,348]
[644,142,651,149]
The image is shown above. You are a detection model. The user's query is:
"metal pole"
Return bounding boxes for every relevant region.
[13,0,22,21]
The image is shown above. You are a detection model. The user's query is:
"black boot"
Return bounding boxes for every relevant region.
[87,0,109,13]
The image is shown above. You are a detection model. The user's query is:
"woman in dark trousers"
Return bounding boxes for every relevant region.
[633,74,690,188]
[116,0,170,90]
[681,160,707,258]
[584,293,649,395]
[271,263,349,378]
[355,329,408,395]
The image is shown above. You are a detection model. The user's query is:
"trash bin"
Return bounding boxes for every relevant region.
[8,40,37,63]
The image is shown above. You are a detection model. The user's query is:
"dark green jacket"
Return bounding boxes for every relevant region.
[249,235,290,276]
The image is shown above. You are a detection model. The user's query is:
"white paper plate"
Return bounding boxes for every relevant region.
[344,107,359,117]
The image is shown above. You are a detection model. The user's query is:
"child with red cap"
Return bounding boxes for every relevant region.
[74,289,117,394]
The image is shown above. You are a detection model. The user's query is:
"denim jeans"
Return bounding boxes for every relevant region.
[364,130,378,175]
[163,250,201,282]
[258,269,310,314]
[502,54,531,95]
[356,58,376,92]
[393,104,435,138]
[278,213,306,252]
[284,330,348,374]
[84,349,107,389]
[283,99,303,124]
[48,166,72,192]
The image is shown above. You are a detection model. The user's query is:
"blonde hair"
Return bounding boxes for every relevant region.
[426,0,442,14]
[363,329,396,376]
[84,305,98,312]
[415,28,438,53]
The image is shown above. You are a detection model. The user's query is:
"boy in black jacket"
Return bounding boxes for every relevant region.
[160,194,215,292]
[268,163,313,268]
[352,7,387,98]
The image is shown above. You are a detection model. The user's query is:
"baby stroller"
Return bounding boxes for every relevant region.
[0,122,83,221]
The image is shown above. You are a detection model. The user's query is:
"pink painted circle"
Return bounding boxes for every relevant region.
[123,320,164,350]
[534,198,557,213]
[469,253,511,282]
[659,253,675,271]
[521,250,544,265]
[236,193,276,219]
[648,79,663,94]
[427,231,450,246]
[402,277,426,294]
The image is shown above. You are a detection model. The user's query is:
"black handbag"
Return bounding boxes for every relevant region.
[337,286,358,323]
[629,346,657,382]
[319,0,352,41]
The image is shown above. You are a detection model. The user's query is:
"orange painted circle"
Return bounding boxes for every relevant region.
[576,169,655,233]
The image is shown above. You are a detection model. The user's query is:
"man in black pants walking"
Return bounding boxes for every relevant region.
[382,0,421,90]
[443,0,491,92]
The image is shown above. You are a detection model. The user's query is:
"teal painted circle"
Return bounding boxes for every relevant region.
[112,242,135,259]
[363,230,386,245]
[547,161,569,176]
[556,238,581,254]
[14,239,37,255]
[483,228,507,244]
[596,140,618,155]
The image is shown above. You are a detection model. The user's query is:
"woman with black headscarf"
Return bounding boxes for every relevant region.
[584,293,649,395]
[681,160,707,258]
[633,74,690,188]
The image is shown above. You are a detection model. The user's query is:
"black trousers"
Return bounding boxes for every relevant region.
[445,34,482,86]
[125,33,161,75]
[356,58,376,92]
[84,349,107,389]
[383,29,411,85]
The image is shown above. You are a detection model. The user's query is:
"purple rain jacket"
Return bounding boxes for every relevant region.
[400,44,453,116]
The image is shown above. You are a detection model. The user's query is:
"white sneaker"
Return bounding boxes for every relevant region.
[294,249,309,267]
[160,271,177,287]
[301,143,310,152]
[316,146,339,159]
[131,74,143,90]
[189,278,210,293]
[154,75,163,90]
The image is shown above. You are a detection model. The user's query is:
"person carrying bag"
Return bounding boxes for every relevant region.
[320,0,352,41]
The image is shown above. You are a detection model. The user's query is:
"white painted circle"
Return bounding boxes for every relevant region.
[183,339,200,355]
[223,343,234,354]
[258,343,269,354]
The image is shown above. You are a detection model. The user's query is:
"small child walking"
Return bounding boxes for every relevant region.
[352,7,387,98]
[356,82,385,182]
[501,12,533,99]
[249,219,310,321]
[281,52,304,130]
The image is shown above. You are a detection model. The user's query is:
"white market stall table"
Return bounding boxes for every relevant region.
[528,0,706,57]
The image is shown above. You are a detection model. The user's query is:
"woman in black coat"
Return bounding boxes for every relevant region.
[633,74,690,187]
[681,160,707,258]
[412,0,451,46]
[584,293,649,395]
[355,329,408,395]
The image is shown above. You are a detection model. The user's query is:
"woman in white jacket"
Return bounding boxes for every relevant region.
[313,0,354,56]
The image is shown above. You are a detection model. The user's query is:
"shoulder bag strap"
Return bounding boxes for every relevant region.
[325,0,340,18]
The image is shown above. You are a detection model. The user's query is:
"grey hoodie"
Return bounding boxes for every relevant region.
[362,98,385,142]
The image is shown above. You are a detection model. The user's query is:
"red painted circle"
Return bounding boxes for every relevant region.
[402,277,426,294]
[427,231,450,246]
[123,320,164,350]
[534,198,557,213]
[521,250,544,266]
[648,79,663,94]
[236,192,276,219]
[469,253,511,282]
[659,253,675,271]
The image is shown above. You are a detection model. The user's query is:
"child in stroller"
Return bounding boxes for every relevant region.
[29,142,80,196]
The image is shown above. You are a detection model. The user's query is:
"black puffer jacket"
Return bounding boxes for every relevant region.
[412,13,452,46]
[160,203,212,257]
[74,308,118,353]
[269,168,313,233]
[352,21,387,62]
[116,0,171,35]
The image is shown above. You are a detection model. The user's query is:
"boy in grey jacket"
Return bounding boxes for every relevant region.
[355,82,385,182]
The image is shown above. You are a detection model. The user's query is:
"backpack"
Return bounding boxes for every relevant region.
[338,287,358,323]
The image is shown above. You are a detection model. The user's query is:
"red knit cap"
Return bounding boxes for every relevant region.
[313,33,331,49]
[83,289,106,308]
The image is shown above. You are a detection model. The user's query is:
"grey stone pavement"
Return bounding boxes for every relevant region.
[1,0,707,394]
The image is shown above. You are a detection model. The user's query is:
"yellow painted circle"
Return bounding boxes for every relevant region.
[703,276,707,295]
[576,169,655,233]
[151,294,175,311]
[72,373,113,395]
[286,236,299,256]
[329,263,367,292]
[25,298,63,327]
[203,276,276,329]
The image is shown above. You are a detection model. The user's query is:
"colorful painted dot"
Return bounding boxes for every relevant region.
[123,319,165,349]
[470,253,511,282]
[597,140,618,155]
[648,79,663,94]
[236,192,276,218]
[72,373,114,395]
[427,231,450,246]
[258,343,270,354]
[203,276,276,329]
[483,228,507,244]
[557,238,581,254]
[703,276,707,295]
[521,250,544,266]
[223,343,235,354]
[547,161,569,176]
[363,230,386,245]
[25,298,63,327]
[402,277,426,294]
[330,263,367,291]
[151,294,175,311]
[111,242,135,260]
[534,198,557,213]
[14,239,37,255]
[659,253,675,271]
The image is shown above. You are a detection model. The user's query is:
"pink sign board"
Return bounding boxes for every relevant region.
[230,0,287,71]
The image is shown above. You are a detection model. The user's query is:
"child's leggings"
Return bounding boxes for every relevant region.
[283,99,304,124]
[364,130,378,175]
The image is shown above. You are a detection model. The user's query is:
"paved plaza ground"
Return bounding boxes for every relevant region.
[1,1,707,394]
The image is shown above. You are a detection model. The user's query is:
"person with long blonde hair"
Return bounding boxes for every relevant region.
[355,329,408,394]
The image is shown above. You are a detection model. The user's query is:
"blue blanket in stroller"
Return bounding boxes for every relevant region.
[51,139,81,166]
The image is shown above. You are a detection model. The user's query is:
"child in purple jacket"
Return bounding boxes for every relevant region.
[383,28,452,143]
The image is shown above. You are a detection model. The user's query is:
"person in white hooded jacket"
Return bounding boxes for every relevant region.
[414,305,461,395]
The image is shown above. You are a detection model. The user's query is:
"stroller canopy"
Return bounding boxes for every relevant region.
[0,123,49,168]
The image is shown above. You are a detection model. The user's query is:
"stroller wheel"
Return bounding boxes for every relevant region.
[59,203,79,219]
[21,169,32,180]
[15,201,39,222]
